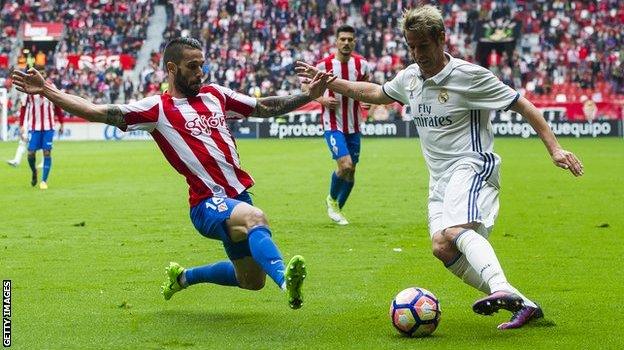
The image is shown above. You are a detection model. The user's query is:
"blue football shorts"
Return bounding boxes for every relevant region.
[189,191,253,260]
[28,130,55,151]
[324,130,361,164]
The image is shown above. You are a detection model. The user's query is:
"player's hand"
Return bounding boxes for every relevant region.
[320,96,338,109]
[295,61,321,82]
[11,68,46,95]
[305,71,337,100]
[551,148,584,177]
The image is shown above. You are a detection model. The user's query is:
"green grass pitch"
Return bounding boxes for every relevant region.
[1,138,622,349]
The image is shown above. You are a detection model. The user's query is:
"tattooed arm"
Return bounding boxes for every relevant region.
[12,68,127,128]
[250,70,336,118]
[251,93,313,118]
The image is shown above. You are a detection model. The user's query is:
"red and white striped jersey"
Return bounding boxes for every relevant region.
[118,84,257,206]
[315,53,369,134]
[19,94,64,131]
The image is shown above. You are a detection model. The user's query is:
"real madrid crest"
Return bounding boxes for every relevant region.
[438,89,449,104]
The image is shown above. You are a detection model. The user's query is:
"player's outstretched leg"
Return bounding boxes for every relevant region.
[227,203,308,308]
[161,262,186,300]
[498,304,544,330]
[472,291,524,315]
[285,255,307,309]
[453,229,535,315]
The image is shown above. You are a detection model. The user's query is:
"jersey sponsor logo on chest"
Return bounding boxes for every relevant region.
[413,103,452,127]
[184,113,225,136]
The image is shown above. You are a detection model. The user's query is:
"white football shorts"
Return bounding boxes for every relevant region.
[428,165,499,239]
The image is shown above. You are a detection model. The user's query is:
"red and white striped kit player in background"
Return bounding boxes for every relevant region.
[314,25,370,226]
[21,94,64,132]
[12,37,336,310]
[16,67,65,190]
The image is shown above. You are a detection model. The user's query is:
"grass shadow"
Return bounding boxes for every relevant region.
[152,308,269,326]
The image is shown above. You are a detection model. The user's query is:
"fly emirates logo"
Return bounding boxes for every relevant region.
[413,104,452,128]
[185,113,225,136]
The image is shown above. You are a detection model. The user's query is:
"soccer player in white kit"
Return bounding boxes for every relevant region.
[13,37,336,310]
[297,5,584,329]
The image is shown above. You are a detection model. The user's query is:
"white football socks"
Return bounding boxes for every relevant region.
[12,140,27,165]
[454,229,509,292]
[446,254,490,294]
[454,229,537,308]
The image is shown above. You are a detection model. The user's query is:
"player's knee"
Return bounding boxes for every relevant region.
[431,232,457,264]
[431,234,448,261]
[441,227,463,242]
[238,276,266,291]
[339,160,354,174]
[245,208,268,229]
[443,224,479,244]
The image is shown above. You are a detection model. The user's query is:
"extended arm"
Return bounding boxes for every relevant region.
[251,93,314,118]
[296,61,393,105]
[12,69,126,129]
[510,96,583,176]
[250,70,335,118]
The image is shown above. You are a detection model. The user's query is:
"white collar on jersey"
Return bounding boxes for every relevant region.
[408,52,455,91]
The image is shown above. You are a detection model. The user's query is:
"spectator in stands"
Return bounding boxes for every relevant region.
[1,0,622,117]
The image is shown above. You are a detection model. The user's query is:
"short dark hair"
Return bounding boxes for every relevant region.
[336,24,355,36]
[162,37,202,69]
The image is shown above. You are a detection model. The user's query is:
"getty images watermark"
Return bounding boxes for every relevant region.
[2,280,10,347]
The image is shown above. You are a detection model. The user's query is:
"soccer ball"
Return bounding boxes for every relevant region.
[389,287,441,337]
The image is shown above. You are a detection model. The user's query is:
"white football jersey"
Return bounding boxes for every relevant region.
[383,53,519,191]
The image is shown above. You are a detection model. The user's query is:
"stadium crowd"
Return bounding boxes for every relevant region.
[1,0,151,57]
[0,0,152,110]
[154,1,622,98]
[2,0,623,118]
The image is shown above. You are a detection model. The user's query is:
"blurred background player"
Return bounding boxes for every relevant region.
[297,5,583,329]
[314,25,370,225]
[13,37,335,310]
[5,95,44,169]
[20,67,64,189]
[5,102,29,167]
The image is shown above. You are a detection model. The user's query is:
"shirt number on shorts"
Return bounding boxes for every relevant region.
[205,197,227,212]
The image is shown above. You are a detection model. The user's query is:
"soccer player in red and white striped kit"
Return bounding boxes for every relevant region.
[17,68,64,189]
[314,25,370,225]
[13,37,336,309]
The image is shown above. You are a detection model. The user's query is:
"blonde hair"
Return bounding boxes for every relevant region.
[400,5,445,41]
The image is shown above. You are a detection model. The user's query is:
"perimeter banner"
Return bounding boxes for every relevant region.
[254,120,622,139]
[2,120,621,141]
